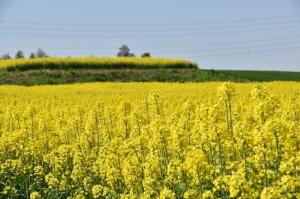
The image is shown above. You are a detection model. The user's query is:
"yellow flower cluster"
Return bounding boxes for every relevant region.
[0,82,299,198]
[0,57,197,71]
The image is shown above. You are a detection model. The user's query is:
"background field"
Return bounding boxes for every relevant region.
[0,57,197,71]
[0,57,299,85]
[0,82,299,99]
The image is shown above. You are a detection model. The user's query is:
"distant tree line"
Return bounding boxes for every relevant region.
[0,48,48,60]
[117,45,151,58]
[1,45,151,59]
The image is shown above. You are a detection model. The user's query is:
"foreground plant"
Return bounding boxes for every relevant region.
[0,82,299,198]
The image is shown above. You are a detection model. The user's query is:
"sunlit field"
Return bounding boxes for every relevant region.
[0,82,299,198]
[0,57,197,71]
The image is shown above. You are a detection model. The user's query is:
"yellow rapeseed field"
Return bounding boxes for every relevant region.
[0,57,197,71]
[0,82,299,198]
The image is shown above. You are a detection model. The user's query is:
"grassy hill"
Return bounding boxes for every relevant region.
[0,69,299,85]
[217,70,300,82]
[0,57,299,85]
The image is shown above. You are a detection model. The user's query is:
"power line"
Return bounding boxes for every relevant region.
[0,15,299,27]
[1,35,300,51]
[1,18,300,32]
[183,46,300,58]
[38,46,300,59]
[2,38,300,53]
[1,21,300,34]
[1,41,300,59]
[0,25,299,39]
[156,40,300,54]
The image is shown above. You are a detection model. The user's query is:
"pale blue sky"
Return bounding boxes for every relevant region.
[0,0,300,71]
